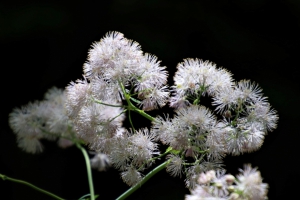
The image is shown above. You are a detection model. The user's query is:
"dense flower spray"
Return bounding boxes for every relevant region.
[185,164,268,200]
[8,31,278,200]
[9,87,76,153]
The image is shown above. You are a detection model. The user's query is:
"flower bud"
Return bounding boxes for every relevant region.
[225,174,235,185]
[185,147,195,157]
[215,182,223,189]
[229,193,239,200]
[223,110,232,118]
[227,185,235,192]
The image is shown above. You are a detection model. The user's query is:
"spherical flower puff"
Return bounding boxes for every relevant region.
[74,101,125,145]
[129,128,159,168]
[121,166,143,186]
[166,154,184,178]
[83,31,143,81]
[82,32,170,111]
[235,164,268,200]
[9,101,47,153]
[90,152,111,171]
[65,79,90,119]
[170,58,233,108]
[157,105,216,154]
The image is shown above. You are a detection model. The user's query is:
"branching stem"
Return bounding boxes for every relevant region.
[0,173,65,200]
[116,160,171,200]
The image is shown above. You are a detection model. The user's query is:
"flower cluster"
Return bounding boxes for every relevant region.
[82,31,169,111]
[9,87,75,153]
[64,32,169,186]
[150,58,278,188]
[8,31,278,199]
[185,164,268,200]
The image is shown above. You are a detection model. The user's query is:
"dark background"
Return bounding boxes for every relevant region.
[1,0,299,199]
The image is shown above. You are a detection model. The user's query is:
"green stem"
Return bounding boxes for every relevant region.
[131,106,155,121]
[153,148,173,160]
[41,128,85,145]
[92,97,124,108]
[109,109,127,123]
[138,147,172,171]
[118,80,155,122]
[0,173,65,200]
[76,143,95,200]
[128,110,136,132]
[232,99,244,126]
[116,160,170,200]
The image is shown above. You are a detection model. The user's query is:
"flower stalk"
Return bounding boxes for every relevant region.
[76,143,95,200]
[116,160,170,200]
[0,173,65,200]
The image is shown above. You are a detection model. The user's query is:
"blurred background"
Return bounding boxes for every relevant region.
[1,0,299,199]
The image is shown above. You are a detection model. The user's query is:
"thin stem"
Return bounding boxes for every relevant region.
[131,105,156,121]
[40,127,85,145]
[138,147,173,171]
[232,99,244,126]
[92,97,124,108]
[152,148,173,160]
[76,143,95,200]
[128,110,136,132]
[0,173,65,200]
[118,80,155,122]
[109,109,127,123]
[116,160,170,200]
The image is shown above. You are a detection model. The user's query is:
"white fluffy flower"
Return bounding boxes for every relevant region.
[170,58,233,108]
[83,32,143,81]
[65,79,90,119]
[157,105,216,153]
[90,152,111,171]
[129,128,159,168]
[74,101,125,144]
[9,87,79,153]
[185,165,268,200]
[45,88,70,134]
[151,114,174,145]
[109,135,131,170]
[16,135,44,154]
[80,32,170,111]
[134,54,168,92]
[121,166,143,186]
[205,123,227,160]
[212,86,239,114]
[235,80,263,102]
[166,154,184,178]
[138,85,169,111]
[246,100,278,132]
[9,101,48,153]
[235,165,268,200]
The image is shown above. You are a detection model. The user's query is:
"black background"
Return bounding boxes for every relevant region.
[1,1,299,199]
